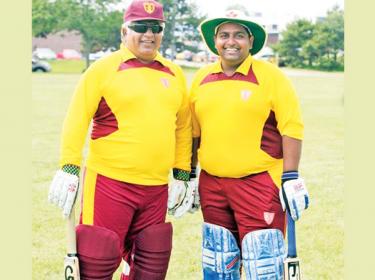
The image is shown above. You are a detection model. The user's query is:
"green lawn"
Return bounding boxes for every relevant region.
[32,67,343,279]
[49,59,87,73]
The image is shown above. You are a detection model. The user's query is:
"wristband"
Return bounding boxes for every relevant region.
[173,168,190,181]
[62,164,80,176]
[281,170,299,184]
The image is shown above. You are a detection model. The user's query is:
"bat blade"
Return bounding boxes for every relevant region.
[64,208,80,280]
[284,257,301,280]
[64,255,80,280]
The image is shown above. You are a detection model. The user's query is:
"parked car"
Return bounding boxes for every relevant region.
[192,51,208,63]
[89,48,114,61]
[57,49,82,59]
[33,48,57,60]
[175,50,193,61]
[32,57,51,72]
[208,53,218,63]
[258,53,278,65]
[254,47,280,66]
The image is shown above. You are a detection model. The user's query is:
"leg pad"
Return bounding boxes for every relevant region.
[76,225,122,280]
[130,222,173,280]
[242,229,285,280]
[202,222,241,280]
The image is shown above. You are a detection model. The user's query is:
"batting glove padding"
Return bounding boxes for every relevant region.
[168,179,196,218]
[189,178,201,214]
[279,175,309,221]
[48,170,79,219]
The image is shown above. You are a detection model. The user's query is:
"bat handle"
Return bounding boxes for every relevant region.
[67,208,77,255]
[287,213,297,257]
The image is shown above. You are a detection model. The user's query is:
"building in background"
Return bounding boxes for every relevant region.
[247,11,280,47]
[32,31,82,54]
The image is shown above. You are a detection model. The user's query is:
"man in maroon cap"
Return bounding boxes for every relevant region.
[48,0,195,279]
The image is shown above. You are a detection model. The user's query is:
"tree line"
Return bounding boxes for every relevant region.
[32,0,205,68]
[274,6,344,71]
[32,1,343,71]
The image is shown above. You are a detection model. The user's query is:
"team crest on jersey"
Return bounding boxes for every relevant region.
[161,78,170,88]
[241,89,252,101]
[264,212,275,225]
[143,2,155,14]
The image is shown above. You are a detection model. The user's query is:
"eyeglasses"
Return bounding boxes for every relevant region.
[128,23,164,34]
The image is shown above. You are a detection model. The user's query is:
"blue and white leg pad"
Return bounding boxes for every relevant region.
[242,229,286,280]
[202,222,241,280]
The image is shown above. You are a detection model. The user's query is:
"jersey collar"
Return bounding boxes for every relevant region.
[120,43,167,66]
[211,54,254,75]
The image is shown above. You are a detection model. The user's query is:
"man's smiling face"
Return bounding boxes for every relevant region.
[123,20,163,63]
[214,22,254,67]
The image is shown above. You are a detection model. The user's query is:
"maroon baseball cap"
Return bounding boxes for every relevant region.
[123,0,165,23]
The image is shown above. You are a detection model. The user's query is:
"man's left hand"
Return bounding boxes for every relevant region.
[279,177,309,221]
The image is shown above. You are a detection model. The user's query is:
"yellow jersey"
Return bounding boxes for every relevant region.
[60,45,191,185]
[190,55,303,182]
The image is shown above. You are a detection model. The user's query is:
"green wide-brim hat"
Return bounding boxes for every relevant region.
[199,11,267,56]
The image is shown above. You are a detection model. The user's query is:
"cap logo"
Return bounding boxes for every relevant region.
[226,10,239,18]
[143,2,155,14]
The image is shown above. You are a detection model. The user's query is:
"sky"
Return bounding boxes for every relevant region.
[194,0,344,30]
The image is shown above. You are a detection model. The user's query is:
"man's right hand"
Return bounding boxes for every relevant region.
[48,170,79,219]
[279,172,309,221]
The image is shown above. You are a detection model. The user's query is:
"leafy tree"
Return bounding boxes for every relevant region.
[309,6,344,70]
[158,0,206,57]
[33,0,206,65]
[33,0,123,68]
[274,6,344,71]
[32,0,59,37]
[64,1,123,67]
[276,19,315,67]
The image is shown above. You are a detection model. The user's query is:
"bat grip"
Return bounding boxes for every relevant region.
[287,213,297,257]
[67,208,77,255]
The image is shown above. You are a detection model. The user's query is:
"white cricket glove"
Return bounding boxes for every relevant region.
[279,177,309,221]
[168,179,196,218]
[48,170,79,219]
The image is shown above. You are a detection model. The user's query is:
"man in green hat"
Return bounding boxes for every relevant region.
[189,10,310,279]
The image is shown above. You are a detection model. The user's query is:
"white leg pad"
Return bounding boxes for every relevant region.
[202,222,241,280]
[242,229,286,280]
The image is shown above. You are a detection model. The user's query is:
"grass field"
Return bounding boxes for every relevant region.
[49,59,87,73]
[32,64,343,279]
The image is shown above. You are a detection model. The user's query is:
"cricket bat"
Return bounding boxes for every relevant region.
[64,207,80,280]
[284,213,301,280]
